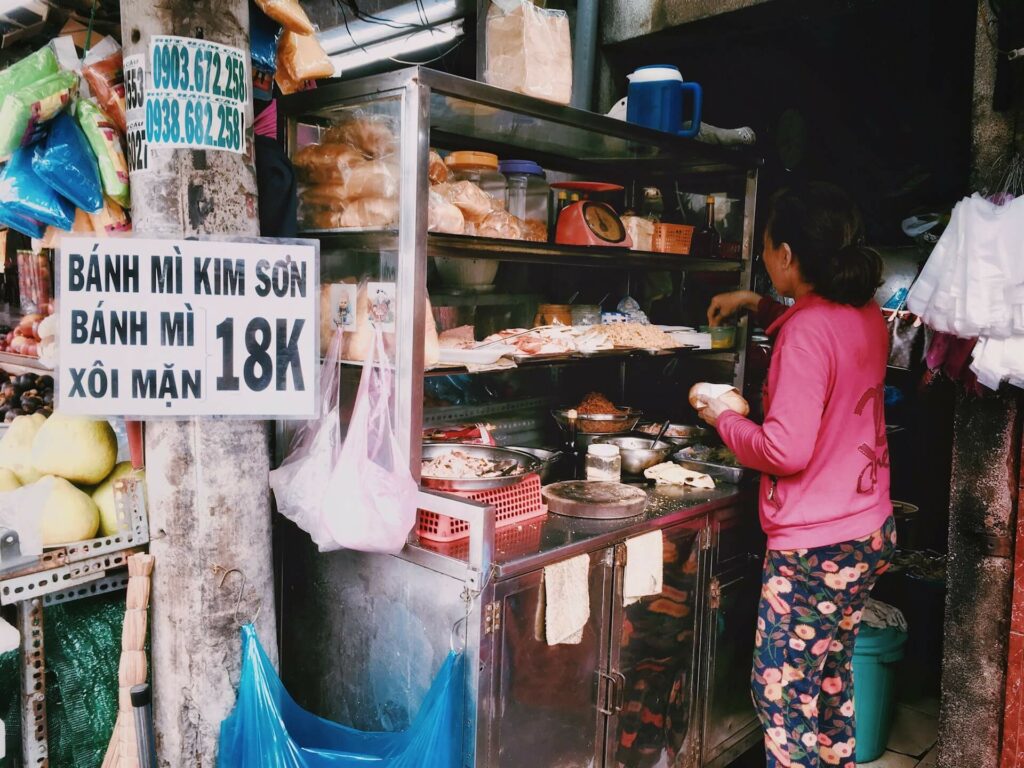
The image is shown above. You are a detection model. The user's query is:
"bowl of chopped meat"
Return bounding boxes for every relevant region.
[552,392,643,435]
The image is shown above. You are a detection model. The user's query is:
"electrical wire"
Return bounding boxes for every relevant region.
[387,35,464,66]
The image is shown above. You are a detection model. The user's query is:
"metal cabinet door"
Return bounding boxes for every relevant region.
[485,547,613,767]
[700,515,763,768]
[606,518,708,768]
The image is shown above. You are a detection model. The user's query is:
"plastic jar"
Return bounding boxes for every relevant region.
[500,159,549,241]
[571,305,601,326]
[446,151,506,205]
[586,443,621,481]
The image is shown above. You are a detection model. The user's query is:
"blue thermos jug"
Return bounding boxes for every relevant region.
[626,65,703,138]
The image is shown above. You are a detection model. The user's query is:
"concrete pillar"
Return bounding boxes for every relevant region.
[119,2,278,765]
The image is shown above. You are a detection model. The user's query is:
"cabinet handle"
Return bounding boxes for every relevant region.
[596,671,616,716]
[612,671,626,714]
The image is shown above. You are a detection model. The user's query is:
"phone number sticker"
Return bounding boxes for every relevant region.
[146,36,248,154]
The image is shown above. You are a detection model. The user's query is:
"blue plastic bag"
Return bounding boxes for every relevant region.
[250,1,281,101]
[32,111,104,213]
[0,204,44,238]
[0,147,75,230]
[218,624,465,767]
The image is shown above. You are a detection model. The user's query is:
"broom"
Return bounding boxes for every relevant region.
[101,553,155,768]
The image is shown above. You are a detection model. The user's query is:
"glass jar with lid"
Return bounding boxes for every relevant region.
[586,443,621,482]
[500,159,549,241]
[446,150,506,206]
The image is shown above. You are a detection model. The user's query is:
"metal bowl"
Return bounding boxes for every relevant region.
[504,446,565,484]
[552,407,643,435]
[420,443,542,491]
[636,422,709,447]
[594,436,674,476]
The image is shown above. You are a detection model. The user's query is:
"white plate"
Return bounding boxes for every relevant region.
[438,345,515,365]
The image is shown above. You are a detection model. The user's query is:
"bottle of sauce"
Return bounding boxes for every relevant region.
[691,195,721,258]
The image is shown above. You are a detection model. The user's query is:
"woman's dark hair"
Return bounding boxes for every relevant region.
[764,182,883,306]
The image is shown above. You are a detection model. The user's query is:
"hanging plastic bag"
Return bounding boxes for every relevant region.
[254,0,314,35]
[82,37,128,134]
[218,624,465,767]
[278,30,334,82]
[32,112,105,213]
[0,46,58,105]
[250,0,282,100]
[321,323,418,554]
[0,147,75,231]
[0,70,79,161]
[76,98,131,208]
[484,0,572,105]
[89,197,132,236]
[269,328,344,546]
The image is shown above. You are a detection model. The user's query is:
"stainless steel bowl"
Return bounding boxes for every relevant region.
[636,422,709,447]
[420,443,542,491]
[594,436,674,476]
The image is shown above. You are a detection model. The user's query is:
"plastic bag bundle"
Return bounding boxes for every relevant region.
[82,38,128,134]
[250,0,282,100]
[484,0,572,105]
[89,197,132,236]
[218,624,465,767]
[75,98,131,208]
[0,205,45,239]
[32,111,105,213]
[0,147,75,231]
[0,69,79,161]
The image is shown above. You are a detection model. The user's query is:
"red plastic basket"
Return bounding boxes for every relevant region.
[417,473,547,543]
[418,519,545,561]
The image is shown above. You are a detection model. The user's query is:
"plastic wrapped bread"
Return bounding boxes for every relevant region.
[323,115,396,159]
[294,142,365,184]
[341,283,440,367]
[428,150,449,185]
[485,0,572,105]
[255,0,314,34]
[428,190,465,234]
[278,30,334,82]
[439,180,496,223]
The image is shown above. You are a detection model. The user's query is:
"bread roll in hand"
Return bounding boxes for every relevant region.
[688,382,750,417]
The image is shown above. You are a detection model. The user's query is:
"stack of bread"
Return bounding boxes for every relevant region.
[428,151,536,240]
[295,114,399,230]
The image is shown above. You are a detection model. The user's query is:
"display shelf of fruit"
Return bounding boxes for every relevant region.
[0,312,47,358]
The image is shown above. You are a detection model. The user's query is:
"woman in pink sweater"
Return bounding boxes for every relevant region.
[698,183,895,768]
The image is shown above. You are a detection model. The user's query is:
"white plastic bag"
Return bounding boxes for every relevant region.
[320,324,418,554]
[269,328,344,548]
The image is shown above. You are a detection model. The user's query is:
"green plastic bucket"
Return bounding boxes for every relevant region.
[853,625,908,763]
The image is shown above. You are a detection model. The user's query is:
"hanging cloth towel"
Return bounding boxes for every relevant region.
[623,530,664,607]
[862,598,908,632]
[544,553,591,646]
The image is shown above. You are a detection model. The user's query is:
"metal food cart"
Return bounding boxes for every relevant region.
[278,67,765,767]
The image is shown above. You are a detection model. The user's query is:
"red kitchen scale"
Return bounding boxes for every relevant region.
[552,182,633,248]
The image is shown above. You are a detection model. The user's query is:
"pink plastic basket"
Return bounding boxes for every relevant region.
[417,473,547,543]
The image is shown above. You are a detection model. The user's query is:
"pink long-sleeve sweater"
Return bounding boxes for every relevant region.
[716,294,893,550]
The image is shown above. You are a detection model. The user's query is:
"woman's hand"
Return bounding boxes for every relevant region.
[695,395,740,428]
[707,290,761,327]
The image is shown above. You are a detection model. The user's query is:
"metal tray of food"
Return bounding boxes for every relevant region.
[637,422,709,447]
[673,457,750,485]
[551,407,643,435]
[420,442,541,491]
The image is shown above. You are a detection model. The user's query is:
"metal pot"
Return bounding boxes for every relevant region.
[594,436,674,476]
[505,446,565,484]
[420,443,542,491]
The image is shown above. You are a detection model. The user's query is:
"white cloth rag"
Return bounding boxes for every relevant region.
[623,530,664,607]
[0,616,17,654]
[862,598,908,632]
[544,553,591,645]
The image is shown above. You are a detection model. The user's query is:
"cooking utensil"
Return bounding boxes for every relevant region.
[552,407,643,435]
[594,435,674,476]
[543,480,648,519]
[650,420,670,448]
[420,443,542,491]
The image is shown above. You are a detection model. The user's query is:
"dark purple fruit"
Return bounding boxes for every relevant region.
[38,407,51,418]
[5,409,20,422]
[1,383,15,400]
[36,375,52,389]
[20,396,41,412]
[41,391,53,406]
[15,374,35,389]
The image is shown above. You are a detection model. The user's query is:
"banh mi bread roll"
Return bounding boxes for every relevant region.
[688,382,750,417]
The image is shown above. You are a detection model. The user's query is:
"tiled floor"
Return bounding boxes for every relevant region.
[856,695,939,767]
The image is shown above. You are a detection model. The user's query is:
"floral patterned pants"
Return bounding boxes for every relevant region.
[751,517,896,768]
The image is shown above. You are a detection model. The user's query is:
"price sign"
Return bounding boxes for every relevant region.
[145,36,248,154]
[57,237,319,418]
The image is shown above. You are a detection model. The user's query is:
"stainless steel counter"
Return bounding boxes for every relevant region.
[415,482,744,579]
